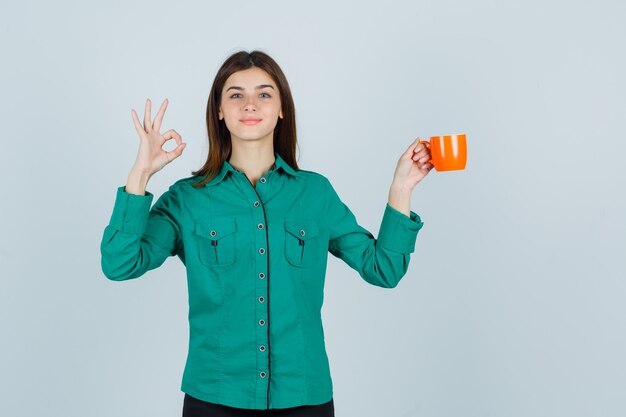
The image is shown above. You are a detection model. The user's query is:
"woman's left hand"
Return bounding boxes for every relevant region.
[391,137,435,191]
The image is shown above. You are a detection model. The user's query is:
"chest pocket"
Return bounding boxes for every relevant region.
[195,216,237,267]
[284,218,320,267]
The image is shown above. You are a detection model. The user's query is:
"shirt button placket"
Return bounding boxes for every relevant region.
[251,177,270,404]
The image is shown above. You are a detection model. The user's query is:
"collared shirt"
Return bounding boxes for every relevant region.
[100,152,425,410]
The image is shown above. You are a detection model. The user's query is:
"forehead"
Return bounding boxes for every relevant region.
[223,67,276,89]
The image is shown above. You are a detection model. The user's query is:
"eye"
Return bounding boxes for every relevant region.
[229,92,271,99]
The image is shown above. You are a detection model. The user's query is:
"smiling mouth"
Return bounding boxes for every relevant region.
[241,119,262,125]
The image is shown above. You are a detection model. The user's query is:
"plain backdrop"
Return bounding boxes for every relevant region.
[1,1,625,416]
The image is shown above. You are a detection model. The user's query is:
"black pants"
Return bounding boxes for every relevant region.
[182,393,335,417]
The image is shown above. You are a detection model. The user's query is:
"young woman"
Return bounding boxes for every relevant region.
[100,50,433,417]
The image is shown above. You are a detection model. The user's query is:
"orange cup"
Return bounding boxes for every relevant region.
[418,133,467,171]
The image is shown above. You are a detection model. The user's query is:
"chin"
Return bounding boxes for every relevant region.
[234,132,272,141]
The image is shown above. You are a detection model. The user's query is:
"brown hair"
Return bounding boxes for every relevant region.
[191,49,300,188]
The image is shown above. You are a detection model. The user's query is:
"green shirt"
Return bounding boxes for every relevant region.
[100,151,425,410]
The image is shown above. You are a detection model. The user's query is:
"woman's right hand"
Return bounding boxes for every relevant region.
[130,98,186,177]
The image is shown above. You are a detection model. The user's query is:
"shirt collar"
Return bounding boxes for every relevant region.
[205,152,300,187]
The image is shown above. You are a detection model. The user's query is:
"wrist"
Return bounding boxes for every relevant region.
[126,168,152,196]
[390,180,412,195]
[388,182,412,217]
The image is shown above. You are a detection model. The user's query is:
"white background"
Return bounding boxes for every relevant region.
[1,1,625,416]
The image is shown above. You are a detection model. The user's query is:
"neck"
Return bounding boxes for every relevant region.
[228,148,276,182]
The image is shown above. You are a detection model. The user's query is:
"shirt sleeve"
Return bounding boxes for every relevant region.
[100,185,182,281]
[323,177,425,288]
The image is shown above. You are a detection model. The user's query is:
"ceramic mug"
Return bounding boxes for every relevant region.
[418,133,467,171]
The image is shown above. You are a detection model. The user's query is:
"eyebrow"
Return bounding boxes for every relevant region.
[226,84,275,92]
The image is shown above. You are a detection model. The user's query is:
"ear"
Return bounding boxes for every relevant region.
[279,108,283,119]
[218,107,223,120]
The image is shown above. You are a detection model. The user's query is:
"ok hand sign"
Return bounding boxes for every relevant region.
[130,98,187,177]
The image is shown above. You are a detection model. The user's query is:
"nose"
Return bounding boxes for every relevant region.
[243,96,258,112]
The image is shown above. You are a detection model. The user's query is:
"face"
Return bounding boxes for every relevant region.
[218,67,283,144]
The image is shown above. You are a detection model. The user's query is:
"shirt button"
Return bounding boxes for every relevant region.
[258,296,265,303]
[254,201,260,207]
[259,345,266,352]
[259,319,265,326]
[299,229,305,236]
[259,177,267,183]
[260,371,266,378]
[258,273,265,279]
[259,248,265,254]
[257,223,264,230]
[210,230,217,237]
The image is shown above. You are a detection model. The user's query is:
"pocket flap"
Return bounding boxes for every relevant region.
[284,218,319,240]
[195,216,237,239]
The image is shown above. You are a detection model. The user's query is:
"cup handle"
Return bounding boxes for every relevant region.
[417,140,433,165]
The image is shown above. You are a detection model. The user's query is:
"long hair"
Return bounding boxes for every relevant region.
[191,50,300,188]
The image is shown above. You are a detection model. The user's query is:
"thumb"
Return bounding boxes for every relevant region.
[167,142,186,161]
[404,137,422,156]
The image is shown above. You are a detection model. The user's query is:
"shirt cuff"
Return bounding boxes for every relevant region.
[377,203,424,253]
[107,186,155,234]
